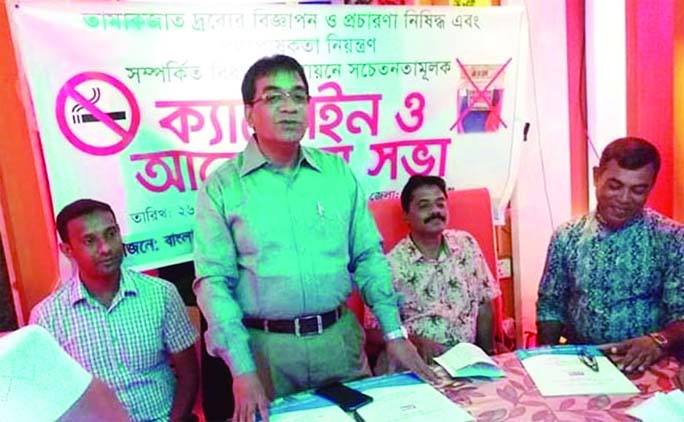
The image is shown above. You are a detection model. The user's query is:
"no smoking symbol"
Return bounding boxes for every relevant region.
[55,72,141,156]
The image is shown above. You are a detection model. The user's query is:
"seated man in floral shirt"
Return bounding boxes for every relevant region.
[366,175,501,370]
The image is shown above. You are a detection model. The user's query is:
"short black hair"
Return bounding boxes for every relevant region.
[241,54,309,104]
[56,199,116,244]
[400,175,447,212]
[598,136,661,177]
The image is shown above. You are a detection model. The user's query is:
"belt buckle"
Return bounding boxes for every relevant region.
[294,314,323,337]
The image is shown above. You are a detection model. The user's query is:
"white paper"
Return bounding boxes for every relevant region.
[268,405,353,422]
[627,390,684,422]
[0,325,92,422]
[356,379,473,422]
[265,391,354,422]
[517,347,638,396]
[433,342,504,378]
[266,373,473,422]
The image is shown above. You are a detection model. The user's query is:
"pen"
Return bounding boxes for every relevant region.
[352,410,366,422]
[578,348,599,372]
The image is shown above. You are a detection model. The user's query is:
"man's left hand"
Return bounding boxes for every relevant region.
[386,339,441,383]
[599,335,666,373]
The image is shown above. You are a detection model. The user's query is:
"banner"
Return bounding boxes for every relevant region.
[9,1,525,269]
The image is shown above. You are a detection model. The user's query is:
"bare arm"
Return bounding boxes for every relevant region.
[476,301,495,354]
[170,346,199,422]
[59,378,128,422]
[600,320,684,373]
[537,320,564,346]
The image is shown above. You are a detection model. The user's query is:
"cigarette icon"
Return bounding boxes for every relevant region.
[69,87,126,124]
[72,111,126,124]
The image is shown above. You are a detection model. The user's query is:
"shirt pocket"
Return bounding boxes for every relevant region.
[118,314,164,372]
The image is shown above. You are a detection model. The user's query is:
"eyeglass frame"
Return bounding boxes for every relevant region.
[249,89,310,107]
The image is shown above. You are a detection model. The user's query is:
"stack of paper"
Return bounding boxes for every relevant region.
[265,394,352,422]
[433,342,504,378]
[264,373,474,422]
[516,345,639,396]
[353,373,473,422]
[627,390,684,422]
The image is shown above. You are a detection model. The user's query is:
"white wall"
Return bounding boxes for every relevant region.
[585,0,627,207]
[505,0,572,347]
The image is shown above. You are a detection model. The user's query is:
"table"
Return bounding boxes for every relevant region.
[440,352,683,422]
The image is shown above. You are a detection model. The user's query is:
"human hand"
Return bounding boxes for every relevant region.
[386,339,441,384]
[599,336,665,373]
[232,373,270,422]
[409,334,446,363]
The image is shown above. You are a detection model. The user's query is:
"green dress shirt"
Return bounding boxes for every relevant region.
[193,140,401,375]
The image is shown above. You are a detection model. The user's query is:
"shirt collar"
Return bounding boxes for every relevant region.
[238,135,322,177]
[593,208,645,233]
[68,268,138,307]
[405,233,450,263]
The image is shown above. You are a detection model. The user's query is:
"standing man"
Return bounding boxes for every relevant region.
[194,54,437,422]
[537,137,684,372]
[366,175,500,369]
[30,199,199,422]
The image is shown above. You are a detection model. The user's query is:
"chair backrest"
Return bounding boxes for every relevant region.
[368,188,498,278]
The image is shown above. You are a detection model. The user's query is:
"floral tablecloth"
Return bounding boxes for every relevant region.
[441,352,683,422]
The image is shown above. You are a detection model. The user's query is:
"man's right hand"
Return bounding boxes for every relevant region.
[386,338,441,384]
[410,334,446,363]
[232,373,270,422]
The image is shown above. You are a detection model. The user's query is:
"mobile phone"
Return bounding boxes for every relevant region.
[314,381,373,412]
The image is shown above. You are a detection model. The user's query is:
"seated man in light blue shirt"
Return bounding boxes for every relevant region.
[30,199,199,422]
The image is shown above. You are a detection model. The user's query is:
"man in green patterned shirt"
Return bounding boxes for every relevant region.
[193,55,437,422]
[537,137,684,373]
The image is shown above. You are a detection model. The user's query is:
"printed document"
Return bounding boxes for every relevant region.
[266,373,473,422]
[516,345,639,396]
[353,373,473,422]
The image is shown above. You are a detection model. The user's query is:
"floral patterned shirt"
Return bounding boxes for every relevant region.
[367,229,500,348]
[537,209,684,344]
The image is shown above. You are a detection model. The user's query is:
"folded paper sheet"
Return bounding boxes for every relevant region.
[434,342,504,378]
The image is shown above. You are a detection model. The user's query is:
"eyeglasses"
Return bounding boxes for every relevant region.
[251,90,309,107]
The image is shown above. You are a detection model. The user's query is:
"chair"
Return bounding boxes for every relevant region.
[366,188,504,348]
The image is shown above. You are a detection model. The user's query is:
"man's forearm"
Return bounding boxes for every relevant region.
[660,320,684,355]
[170,347,199,422]
[170,378,198,422]
[476,302,495,354]
[537,320,564,345]
[194,276,257,374]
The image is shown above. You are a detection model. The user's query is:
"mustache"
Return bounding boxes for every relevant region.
[424,213,446,224]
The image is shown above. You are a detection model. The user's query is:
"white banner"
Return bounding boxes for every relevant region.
[9,0,525,269]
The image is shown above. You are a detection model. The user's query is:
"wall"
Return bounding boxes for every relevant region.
[506,0,572,346]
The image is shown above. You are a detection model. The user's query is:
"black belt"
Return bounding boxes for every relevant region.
[243,306,343,337]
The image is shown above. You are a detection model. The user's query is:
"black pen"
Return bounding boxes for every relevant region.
[578,348,599,372]
[352,409,366,422]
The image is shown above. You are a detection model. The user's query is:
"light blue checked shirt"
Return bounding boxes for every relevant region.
[193,141,401,376]
[30,268,198,422]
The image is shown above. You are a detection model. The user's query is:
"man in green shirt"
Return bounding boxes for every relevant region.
[193,55,437,422]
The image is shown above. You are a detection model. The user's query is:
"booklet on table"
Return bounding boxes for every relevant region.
[433,342,505,379]
[515,345,639,396]
[264,373,473,422]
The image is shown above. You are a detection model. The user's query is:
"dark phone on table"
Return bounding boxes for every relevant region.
[314,381,373,412]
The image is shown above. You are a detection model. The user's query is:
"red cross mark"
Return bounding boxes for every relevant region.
[450,58,512,132]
